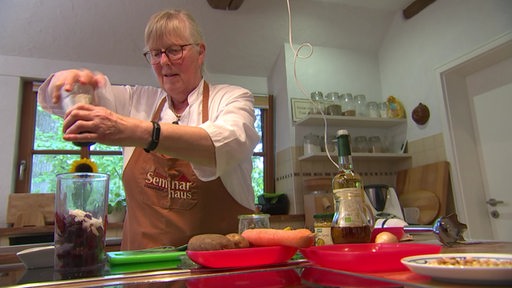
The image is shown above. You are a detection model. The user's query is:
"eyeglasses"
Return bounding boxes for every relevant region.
[143,44,195,64]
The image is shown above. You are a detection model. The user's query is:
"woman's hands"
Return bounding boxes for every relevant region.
[62,104,150,148]
[50,69,107,104]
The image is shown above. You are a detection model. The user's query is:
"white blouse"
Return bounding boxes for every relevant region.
[38,78,259,209]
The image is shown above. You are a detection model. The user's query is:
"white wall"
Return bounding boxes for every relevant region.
[379,0,512,142]
[275,43,382,152]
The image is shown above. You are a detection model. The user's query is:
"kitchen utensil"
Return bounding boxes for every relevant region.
[364,185,404,220]
[364,184,388,212]
[403,213,468,246]
[54,173,109,275]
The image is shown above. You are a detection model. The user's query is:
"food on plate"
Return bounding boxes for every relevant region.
[374,231,399,243]
[187,234,236,251]
[428,256,512,267]
[241,228,315,248]
[225,233,250,248]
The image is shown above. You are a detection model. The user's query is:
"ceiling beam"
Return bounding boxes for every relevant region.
[403,0,436,19]
[207,0,245,11]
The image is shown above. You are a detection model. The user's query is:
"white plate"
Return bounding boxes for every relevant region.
[401,253,512,285]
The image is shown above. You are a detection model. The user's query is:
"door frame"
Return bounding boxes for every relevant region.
[435,32,512,240]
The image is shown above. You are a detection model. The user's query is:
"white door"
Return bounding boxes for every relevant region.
[472,83,512,241]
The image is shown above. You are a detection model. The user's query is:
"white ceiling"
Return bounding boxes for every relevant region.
[0,0,413,78]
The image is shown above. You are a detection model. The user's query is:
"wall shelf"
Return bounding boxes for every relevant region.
[294,115,406,128]
[298,152,411,161]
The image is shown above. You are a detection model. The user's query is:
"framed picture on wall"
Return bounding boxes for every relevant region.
[291,98,313,122]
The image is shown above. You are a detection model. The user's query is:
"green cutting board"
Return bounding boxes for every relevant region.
[107,249,187,265]
[108,260,181,274]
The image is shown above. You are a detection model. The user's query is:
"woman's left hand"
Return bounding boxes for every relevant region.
[62,103,142,147]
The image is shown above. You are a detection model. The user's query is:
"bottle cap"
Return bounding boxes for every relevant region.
[336,129,349,137]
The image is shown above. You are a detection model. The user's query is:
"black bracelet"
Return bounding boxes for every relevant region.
[144,121,160,153]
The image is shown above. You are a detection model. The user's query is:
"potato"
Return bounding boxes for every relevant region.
[225,233,250,248]
[187,234,236,251]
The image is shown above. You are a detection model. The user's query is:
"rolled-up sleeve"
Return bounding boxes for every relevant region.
[192,85,259,181]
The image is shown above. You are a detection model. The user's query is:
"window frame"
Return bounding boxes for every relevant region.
[15,80,122,194]
[254,95,275,194]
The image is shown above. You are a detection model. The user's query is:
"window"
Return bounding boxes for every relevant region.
[15,81,124,204]
[16,81,275,204]
[252,95,274,198]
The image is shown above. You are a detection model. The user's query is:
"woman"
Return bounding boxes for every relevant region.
[38,9,258,250]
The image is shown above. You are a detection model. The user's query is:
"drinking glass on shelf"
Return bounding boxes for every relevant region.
[368,136,384,153]
[379,102,389,118]
[367,101,379,118]
[353,136,370,153]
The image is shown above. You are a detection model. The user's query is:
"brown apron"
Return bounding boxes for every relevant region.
[121,83,253,250]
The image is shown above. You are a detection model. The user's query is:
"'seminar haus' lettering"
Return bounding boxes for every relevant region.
[145,171,192,197]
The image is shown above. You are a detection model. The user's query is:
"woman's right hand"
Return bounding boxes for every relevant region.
[50,69,107,104]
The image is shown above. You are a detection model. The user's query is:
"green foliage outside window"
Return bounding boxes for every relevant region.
[32,105,265,206]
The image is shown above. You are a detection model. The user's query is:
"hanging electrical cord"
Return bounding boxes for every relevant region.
[286,0,338,169]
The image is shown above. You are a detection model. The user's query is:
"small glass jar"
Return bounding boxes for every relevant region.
[324,92,342,116]
[238,214,270,234]
[353,136,370,153]
[367,101,379,118]
[313,213,334,246]
[368,136,383,153]
[340,93,355,116]
[304,133,321,155]
[379,102,389,118]
[354,94,368,117]
[310,91,324,114]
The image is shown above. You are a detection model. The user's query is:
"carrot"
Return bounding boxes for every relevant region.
[241,228,315,248]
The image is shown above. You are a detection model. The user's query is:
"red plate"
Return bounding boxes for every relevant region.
[300,243,441,273]
[186,246,298,268]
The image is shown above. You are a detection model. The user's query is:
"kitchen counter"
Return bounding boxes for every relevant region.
[0,240,511,287]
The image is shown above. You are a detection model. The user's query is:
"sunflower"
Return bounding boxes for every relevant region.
[69,158,98,173]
